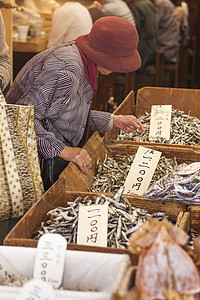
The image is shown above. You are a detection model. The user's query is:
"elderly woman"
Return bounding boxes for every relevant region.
[6,16,144,190]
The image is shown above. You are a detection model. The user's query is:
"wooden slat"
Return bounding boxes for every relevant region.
[4,177,186,260]
[59,131,113,191]
[136,87,200,118]
[13,36,48,53]
[187,206,200,233]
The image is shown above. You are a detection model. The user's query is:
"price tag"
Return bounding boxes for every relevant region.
[77,204,108,247]
[15,279,55,300]
[149,105,172,140]
[33,234,67,289]
[123,146,162,195]
[0,252,22,278]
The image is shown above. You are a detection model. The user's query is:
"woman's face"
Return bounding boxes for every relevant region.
[97,66,113,75]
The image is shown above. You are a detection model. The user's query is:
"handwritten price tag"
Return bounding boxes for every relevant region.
[77,204,108,247]
[33,234,67,288]
[149,105,172,140]
[124,146,162,195]
[15,279,55,300]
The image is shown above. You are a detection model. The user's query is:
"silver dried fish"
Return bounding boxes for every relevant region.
[90,154,178,194]
[33,194,169,249]
[117,109,200,146]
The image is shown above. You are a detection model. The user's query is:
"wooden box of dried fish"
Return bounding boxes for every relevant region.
[136,86,200,118]
[59,131,200,207]
[0,246,131,300]
[107,86,200,149]
[116,86,200,148]
[4,176,186,254]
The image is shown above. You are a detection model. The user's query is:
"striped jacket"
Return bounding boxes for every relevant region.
[6,43,111,159]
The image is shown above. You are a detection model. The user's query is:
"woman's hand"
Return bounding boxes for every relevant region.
[113,115,144,133]
[58,146,92,174]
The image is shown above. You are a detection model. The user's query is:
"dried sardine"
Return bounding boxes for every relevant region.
[117,109,200,146]
[33,194,168,249]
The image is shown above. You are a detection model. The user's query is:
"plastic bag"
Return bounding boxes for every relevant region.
[143,162,200,205]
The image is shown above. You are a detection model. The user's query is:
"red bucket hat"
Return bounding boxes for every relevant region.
[76,16,141,73]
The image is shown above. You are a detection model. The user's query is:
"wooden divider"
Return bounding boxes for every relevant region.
[4,176,186,265]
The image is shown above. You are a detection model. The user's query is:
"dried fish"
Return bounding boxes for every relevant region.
[0,275,29,287]
[144,162,200,205]
[90,154,178,194]
[117,109,200,146]
[33,194,168,249]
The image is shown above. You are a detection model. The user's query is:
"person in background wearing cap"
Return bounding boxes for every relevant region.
[6,16,144,191]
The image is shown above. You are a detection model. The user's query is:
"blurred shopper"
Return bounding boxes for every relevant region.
[101,0,136,26]
[6,17,144,191]
[47,1,93,48]
[128,0,159,74]
[151,0,179,63]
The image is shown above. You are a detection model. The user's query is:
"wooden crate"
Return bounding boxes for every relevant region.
[187,206,200,233]
[135,86,200,117]
[4,177,186,261]
[105,86,200,140]
[59,131,200,193]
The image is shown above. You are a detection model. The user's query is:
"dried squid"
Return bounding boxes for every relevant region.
[128,218,200,299]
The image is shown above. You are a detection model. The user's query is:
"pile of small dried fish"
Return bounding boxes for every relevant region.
[0,275,29,287]
[33,194,168,249]
[117,109,200,146]
[144,162,200,205]
[90,154,178,194]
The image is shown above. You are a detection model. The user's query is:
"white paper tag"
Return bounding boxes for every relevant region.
[15,279,55,300]
[77,204,108,247]
[123,146,162,195]
[0,252,22,278]
[149,105,172,140]
[33,234,67,288]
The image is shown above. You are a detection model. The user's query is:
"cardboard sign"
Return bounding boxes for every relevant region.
[149,105,172,140]
[123,146,162,195]
[77,204,108,247]
[16,279,55,300]
[33,234,67,289]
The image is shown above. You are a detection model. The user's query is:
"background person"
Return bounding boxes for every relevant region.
[47,0,104,49]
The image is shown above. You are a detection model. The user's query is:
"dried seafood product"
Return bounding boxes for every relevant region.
[129,218,200,299]
[117,109,200,146]
[33,194,168,249]
[144,162,200,205]
[90,154,178,194]
[0,275,29,287]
